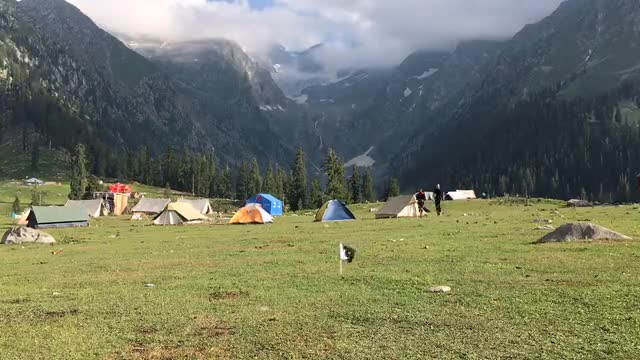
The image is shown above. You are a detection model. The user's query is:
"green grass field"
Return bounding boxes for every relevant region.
[1,192,640,359]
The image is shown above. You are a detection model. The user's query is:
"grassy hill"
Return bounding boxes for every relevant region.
[0,138,69,181]
[0,199,639,359]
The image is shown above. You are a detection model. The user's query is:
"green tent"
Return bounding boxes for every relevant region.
[27,206,89,229]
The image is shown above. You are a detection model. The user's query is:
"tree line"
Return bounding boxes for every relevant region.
[401,79,640,203]
[67,143,392,210]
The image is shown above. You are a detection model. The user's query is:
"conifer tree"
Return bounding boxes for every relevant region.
[219,165,233,199]
[249,158,262,196]
[361,169,376,202]
[310,178,325,209]
[262,164,276,194]
[290,149,308,211]
[31,139,39,173]
[323,148,347,200]
[236,160,250,200]
[69,144,88,200]
[385,178,400,199]
[348,166,361,204]
[12,195,21,214]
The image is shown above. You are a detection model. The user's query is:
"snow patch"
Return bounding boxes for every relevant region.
[415,68,439,80]
[344,147,376,168]
[404,88,413,98]
[289,94,308,104]
[585,49,593,63]
[260,104,286,112]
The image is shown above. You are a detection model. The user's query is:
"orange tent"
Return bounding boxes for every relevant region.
[229,204,274,225]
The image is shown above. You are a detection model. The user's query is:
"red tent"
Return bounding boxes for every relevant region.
[109,183,132,193]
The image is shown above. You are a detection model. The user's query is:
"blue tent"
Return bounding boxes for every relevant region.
[315,200,356,222]
[246,194,284,216]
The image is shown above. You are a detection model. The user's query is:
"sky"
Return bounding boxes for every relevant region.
[66,0,566,71]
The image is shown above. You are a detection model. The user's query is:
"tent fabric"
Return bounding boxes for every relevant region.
[246,194,283,216]
[23,178,44,186]
[376,195,420,219]
[315,200,356,222]
[445,190,477,201]
[26,206,89,229]
[229,204,274,224]
[109,183,132,193]
[65,199,109,217]
[152,203,207,225]
[132,198,171,214]
[177,199,213,215]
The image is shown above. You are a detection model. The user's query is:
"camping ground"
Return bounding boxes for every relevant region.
[1,189,640,359]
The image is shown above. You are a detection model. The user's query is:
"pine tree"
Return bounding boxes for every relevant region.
[310,178,325,209]
[69,144,88,200]
[219,165,233,199]
[12,195,21,214]
[236,160,250,200]
[361,169,376,202]
[30,139,39,173]
[163,145,178,189]
[322,149,347,200]
[348,166,361,204]
[262,164,276,194]
[290,149,308,211]
[275,167,288,203]
[385,178,400,199]
[249,158,262,196]
[84,175,104,199]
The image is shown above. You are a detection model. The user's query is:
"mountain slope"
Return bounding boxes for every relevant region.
[398,0,640,201]
[1,0,316,171]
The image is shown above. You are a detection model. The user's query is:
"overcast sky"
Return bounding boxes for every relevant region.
[67,0,565,69]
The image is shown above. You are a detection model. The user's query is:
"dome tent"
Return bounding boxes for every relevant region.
[230,204,273,225]
[315,200,356,222]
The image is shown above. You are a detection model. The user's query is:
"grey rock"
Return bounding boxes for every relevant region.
[1,226,56,245]
[538,223,632,243]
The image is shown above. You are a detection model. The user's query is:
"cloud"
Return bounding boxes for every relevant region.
[66,0,565,70]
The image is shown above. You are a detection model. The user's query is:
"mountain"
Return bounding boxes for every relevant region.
[262,43,329,96]
[299,42,502,170]
[0,0,319,172]
[397,0,640,201]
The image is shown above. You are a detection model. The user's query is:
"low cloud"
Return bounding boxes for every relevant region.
[67,0,564,70]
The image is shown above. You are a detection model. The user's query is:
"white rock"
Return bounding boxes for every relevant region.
[429,286,451,293]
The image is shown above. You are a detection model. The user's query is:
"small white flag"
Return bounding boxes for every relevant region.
[339,243,349,261]
[339,243,356,263]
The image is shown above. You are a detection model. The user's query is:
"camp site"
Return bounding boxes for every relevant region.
[7,0,640,356]
[1,172,640,360]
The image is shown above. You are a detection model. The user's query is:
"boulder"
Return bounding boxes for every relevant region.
[567,199,592,208]
[538,222,631,243]
[1,226,56,245]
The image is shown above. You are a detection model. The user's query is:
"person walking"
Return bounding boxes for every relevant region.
[415,189,429,217]
[433,184,443,216]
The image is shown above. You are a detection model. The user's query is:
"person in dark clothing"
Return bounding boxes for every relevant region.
[433,184,443,216]
[415,189,430,216]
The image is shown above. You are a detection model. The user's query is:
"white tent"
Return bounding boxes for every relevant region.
[152,203,207,226]
[177,198,213,215]
[65,199,109,218]
[445,190,477,201]
[376,195,421,219]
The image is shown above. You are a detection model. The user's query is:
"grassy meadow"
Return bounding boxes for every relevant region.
[1,188,640,359]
